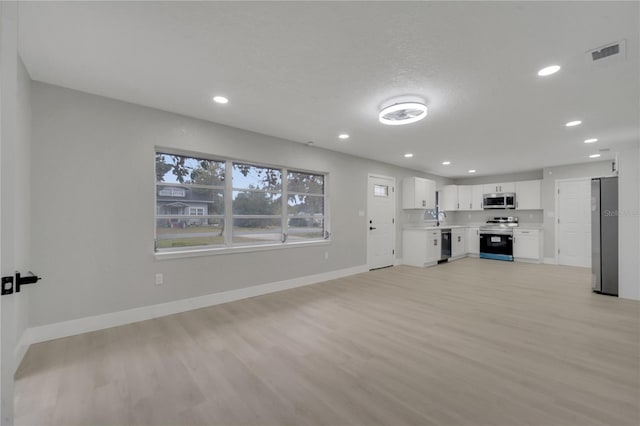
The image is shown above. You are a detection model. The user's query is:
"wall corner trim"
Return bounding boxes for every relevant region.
[18,264,369,367]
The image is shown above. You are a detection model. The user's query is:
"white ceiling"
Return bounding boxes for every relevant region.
[18,1,639,178]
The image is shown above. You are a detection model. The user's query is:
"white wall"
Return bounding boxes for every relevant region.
[29,82,449,328]
[453,169,543,185]
[541,161,613,261]
[616,141,640,300]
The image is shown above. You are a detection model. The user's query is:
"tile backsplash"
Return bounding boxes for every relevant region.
[404,209,544,226]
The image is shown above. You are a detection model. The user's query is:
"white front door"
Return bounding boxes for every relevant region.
[557,179,591,267]
[367,175,395,269]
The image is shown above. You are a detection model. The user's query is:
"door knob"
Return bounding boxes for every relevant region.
[369,226,377,230]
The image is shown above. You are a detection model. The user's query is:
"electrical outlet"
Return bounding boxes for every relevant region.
[324,251,329,260]
[155,273,163,286]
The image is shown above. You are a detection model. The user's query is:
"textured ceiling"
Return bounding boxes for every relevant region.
[18,1,640,177]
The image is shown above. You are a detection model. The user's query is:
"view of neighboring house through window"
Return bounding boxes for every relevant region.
[155,151,328,252]
[155,152,225,249]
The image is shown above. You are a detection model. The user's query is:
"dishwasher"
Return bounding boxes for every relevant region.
[439,228,452,263]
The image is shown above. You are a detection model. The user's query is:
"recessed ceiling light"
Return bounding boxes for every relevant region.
[442,161,451,165]
[538,65,561,76]
[565,120,582,127]
[584,138,598,144]
[379,102,427,126]
[213,96,228,104]
[468,169,476,173]
[338,133,350,140]
[404,153,414,158]
[589,154,601,158]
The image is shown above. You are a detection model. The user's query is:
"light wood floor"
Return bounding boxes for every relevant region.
[15,258,640,425]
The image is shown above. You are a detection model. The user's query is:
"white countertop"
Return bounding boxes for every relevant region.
[403,225,468,230]
[403,223,543,231]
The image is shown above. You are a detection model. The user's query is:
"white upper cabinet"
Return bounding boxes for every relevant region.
[483,182,515,194]
[515,180,542,210]
[471,184,484,210]
[442,185,459,211]
[457,186,472,211]
[402,177,436,209]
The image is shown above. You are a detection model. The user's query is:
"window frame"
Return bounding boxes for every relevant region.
[155,147,330,257]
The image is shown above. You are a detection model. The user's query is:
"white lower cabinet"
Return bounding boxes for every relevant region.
[451,228,465,259]
[513,229,542,262]
[466,227,480,255]
[403,229,441,267]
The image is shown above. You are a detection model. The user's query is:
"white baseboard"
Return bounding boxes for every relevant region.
[21,265,369,353]
[543,257,557,265]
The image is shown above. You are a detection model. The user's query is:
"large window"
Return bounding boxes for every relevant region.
[155,151,328,252]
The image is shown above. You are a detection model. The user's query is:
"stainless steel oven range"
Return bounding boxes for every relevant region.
[479,217,519,261]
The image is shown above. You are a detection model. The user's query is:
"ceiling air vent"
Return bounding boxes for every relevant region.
[588,40,626,62]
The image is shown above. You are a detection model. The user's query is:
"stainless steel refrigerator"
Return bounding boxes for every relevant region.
[591,177,618,296]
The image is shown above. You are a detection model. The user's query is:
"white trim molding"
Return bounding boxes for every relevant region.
[17,264,368,368]
[543,257,557,265]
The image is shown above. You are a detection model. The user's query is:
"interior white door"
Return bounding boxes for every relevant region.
[557,179,591,267]
[1,4,19,422]
[367,175,395,269]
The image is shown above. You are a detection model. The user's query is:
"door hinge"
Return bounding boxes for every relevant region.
[392,218,395,224]
[392,249,395,255]
[557,218,560,224]
[557,188,560,194]
[558,248,560,254]
[392,187,395,192]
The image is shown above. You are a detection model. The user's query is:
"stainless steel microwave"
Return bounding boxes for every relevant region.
[483,193,516,209]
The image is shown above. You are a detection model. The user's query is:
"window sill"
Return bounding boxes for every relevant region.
[154,239,331,261]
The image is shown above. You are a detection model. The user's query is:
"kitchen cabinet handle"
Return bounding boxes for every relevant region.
[469,203,472,209]
[434,239,438,246]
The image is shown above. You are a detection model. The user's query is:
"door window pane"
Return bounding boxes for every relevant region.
[374,185,388,197]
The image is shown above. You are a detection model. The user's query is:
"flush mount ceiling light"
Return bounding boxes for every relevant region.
[338,133,350,140]
[468,169,477,173]
[584,138,598,143]
[213,96,229,104]
[404,153,414,158]
[442,161,451,165]
[538,65,561,76]
[565,120,582,127]
[379,98,427,126]
[589,154,601,158]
